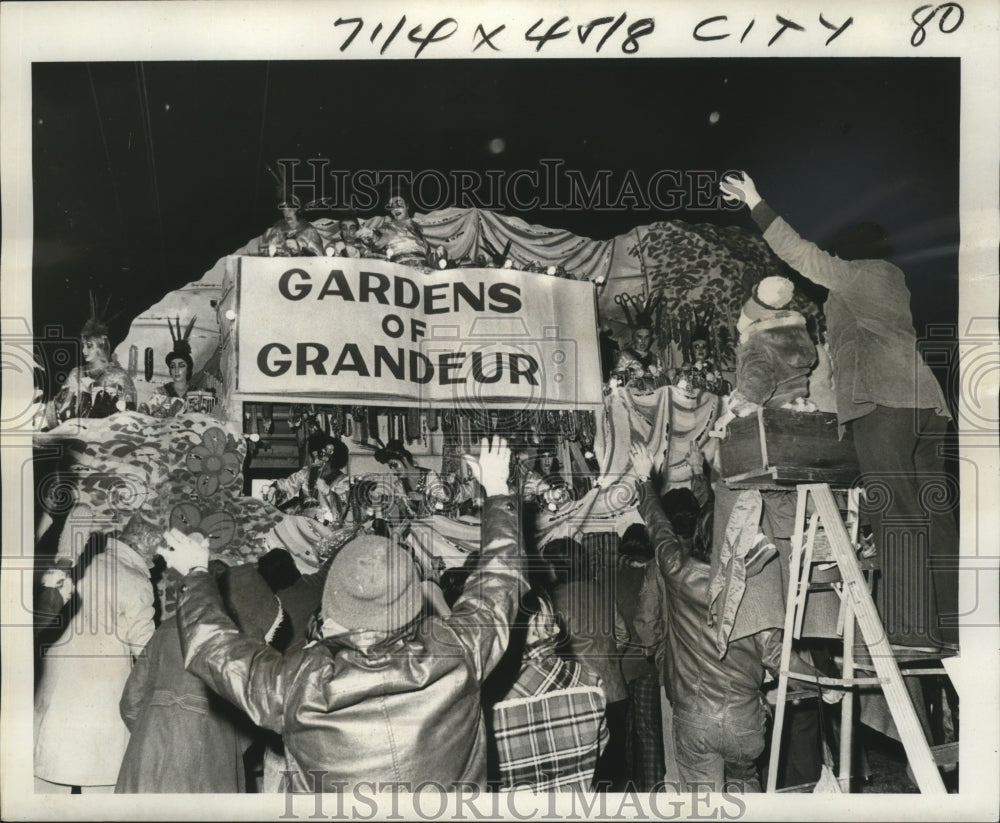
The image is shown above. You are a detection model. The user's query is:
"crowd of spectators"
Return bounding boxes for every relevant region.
[32,173,959,797]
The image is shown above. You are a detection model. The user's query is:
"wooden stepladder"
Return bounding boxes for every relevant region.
[766,483,948,794]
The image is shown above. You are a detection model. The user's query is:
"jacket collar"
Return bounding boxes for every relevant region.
[740,311,806,341]
[105,537,151,574]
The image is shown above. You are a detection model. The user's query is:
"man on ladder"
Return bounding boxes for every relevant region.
[720,172,960,794]
[720,171,959,653]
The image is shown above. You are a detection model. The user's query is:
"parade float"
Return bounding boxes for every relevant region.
[37,201,816,576]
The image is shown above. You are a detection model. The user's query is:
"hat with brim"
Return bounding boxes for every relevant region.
[321,535,422,635]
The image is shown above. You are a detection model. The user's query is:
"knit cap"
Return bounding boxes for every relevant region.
[737,276,795,334]
[321,536,422,635]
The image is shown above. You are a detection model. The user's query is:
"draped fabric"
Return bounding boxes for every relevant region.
[405,514,482,573]
[114,209,795,410]
[706,489,766,657]
[536,386,721,547]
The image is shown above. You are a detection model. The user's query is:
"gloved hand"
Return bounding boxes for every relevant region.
[720,171,763,209]
[821,687,846,705]
[160,529,211,576]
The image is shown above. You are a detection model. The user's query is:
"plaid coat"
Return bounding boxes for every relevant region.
[492,649,608,791]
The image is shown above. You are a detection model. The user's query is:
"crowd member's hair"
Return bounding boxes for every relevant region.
[660,487,713,563]
[829,221,893,261]
[618,523,654,561]
[257,548,302,593]
[519,587,564,649]
[542,537,590,585]
[660,488,700,539]
[217,564,291,651]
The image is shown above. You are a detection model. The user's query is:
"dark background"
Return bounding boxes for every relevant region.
[31,58,960,388]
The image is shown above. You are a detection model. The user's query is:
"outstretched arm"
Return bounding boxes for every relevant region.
[447,438,527,681]
[629,443,688,577]
[721,171,861,292]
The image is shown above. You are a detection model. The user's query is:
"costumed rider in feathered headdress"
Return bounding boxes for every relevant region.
[611,299,667,394]
[673,326,730,397]
[47,296,137,424]
[145,316,200,418]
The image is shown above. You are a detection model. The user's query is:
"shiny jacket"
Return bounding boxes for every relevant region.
[553,578,629,703]
[615,555,666,684]
[639,483,775,727]
[178,495,525,791]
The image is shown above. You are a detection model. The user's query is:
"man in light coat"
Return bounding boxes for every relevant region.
[34,519,157,792]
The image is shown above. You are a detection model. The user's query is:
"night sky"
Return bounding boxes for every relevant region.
[31,57,960,357]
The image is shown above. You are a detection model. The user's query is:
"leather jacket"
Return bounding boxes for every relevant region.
[638,483,771,728]
[178,495,525,791]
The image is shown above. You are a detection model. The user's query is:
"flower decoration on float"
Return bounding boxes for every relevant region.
[169,502,238,551]
[185,426,242,497]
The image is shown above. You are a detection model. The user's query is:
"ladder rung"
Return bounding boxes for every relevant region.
[784,672,884,687]
[852,665,950,677]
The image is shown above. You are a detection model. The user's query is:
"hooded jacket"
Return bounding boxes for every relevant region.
[735,313,817,409]
[177,495,524,791]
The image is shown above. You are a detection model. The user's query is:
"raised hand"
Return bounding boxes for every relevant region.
[462,437,512,498]
[629,442,655,482]
[720,172,762,209]
[160,528,211,576]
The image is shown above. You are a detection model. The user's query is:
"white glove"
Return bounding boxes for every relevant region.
[462,437,511,498]
[822,687,846,705]
[160,529,211,576]
[720,171,762,209]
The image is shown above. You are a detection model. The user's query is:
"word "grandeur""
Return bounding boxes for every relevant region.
[257,343,539,387]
